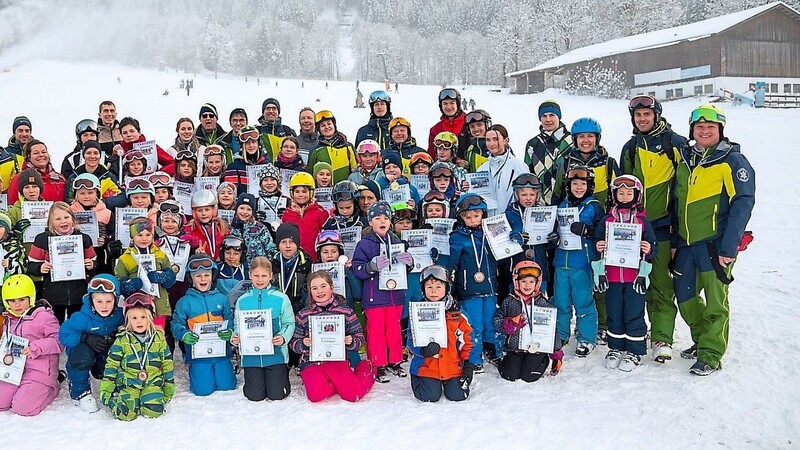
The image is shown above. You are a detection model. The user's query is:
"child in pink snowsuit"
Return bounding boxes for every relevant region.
[290,270,375,402]
[0,275,63,416]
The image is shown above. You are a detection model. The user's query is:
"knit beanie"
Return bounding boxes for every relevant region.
[382,151,403,170]
[229,107,248,122]
[368,200,392,222]
[261,98,280,114]
[18,168,43,193]
[313,161,333,179]
[82,140,102,155]
[199,103,218,118]
[276,222,300,246]
[538,100,562,119]
[12,116,31,133]
[0,211,11,237]
[236,193,257,210]
[359,180,381,200]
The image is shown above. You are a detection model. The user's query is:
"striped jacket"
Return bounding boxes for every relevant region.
[99,329,175,404]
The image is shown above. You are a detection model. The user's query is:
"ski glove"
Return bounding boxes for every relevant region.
[182,332,200,345]
[120,277,144,295]
[633,260,653,295]
[550,349,564,376]
[460,362,475,389]
[392,251,414,266]
[429,247,439,262]
[81,332,114,354]
[570,222,593,237]
[12,218,30,235]
[218,329,234,342]
[254,210,268,224]
[147,269,176,288]
[366,255,391,274]
[179,233,200,248]
[107,240,124,259]
[420,342,441,358]
[546,231,559,245]
[590,260,608,293]
[502,316,526,334]
[509,230,529,245]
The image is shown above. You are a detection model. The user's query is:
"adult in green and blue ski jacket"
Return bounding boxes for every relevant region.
[671,104,755,376]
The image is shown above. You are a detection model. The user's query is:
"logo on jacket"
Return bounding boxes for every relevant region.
[736,168,750,182]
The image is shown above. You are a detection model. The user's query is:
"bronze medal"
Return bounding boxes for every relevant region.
[474,271,485,283]
[3,354,13,365]
[386,279,397,290]
[138,370,148,381]
[527,343,539,354]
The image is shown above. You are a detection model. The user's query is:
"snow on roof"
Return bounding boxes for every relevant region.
[507,1,794,76]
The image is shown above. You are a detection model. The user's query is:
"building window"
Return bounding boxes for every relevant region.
[666,89,674,99]
[771,83,778,92]
[785,84,792,93]
[794,84,800,93]
[675,88,683,98]
[694,86,703,95]
[705,84,713,94]
[648,91,656,96]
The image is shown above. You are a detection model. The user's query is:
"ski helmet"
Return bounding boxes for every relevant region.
[512,260,543,296]
[454,192,487,220]
[75,119,99,140]
[149,171,173,190]
[391,202,417,225]
[314,229,344,256]
[464,109,492,128]
[1,274,36,316]
[438,88,462,115]
[368,90,391,116]
[220,235,246,262]
[289,172,315,192]
[332,180,358,203]
[419,264,451,290]
[190,189,217,209]
[123,150,148,172]
[421,190,450,218]
[689,104,726,140]
[570,117,602,143]
[315,110,337,130]
[389,117,411,134]
[610,174,644,209]
[72,173,101,197]
[157,199,184,228]
[185,254,219,287]
[122,292,156,316]
[429,161,454,180]
[126,178,155,202]
[628,95,663,127]
[87,274,120,298]
[512,173,543,202]
[356,139,381,155]
[564,164,595,201]
[409,152,434,171]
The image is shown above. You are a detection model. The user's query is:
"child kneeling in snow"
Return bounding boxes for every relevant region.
[408,265,474,402]
[100,293,175,420]
[171,254,237,396]
[495,261,564,382]
[290,270,375,402]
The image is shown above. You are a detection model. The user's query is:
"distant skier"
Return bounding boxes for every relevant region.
[469,98,476,110]
[163,90,169,96]
[462,98,468,111]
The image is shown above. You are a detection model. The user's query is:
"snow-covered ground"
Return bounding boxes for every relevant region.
[1,60,798,449]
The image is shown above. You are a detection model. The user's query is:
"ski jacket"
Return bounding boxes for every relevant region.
[66,164,121,202]
[213,131,240,164]
[257,117,296,163]
[270,248,313,312]
[97,120,122,158]
[7,162,66,203]
[348,166,384,185]
[427,113,469,160]
[553,145,619,209]
[224,151,269,197]
[494,293,562,354]
[524,123,571,205]
[115,245,176,317]
[554,196,604,271]
[477,148,530,214]
[182,218,230,261]
[234,285,295,368]
[0,233,26,278]
[322,212,367,232]
[673,139,755,257]
[27,230,96,307]
[505,201,551,281]
[446,224,497,299]
[289,295,364,370]
[408,297,473,380]
[59,284,124,353]
[230,218,276,268]
[376,174,421,207]
[274,153,306,172]
[465,137,489,173]
[281,202,330,262]
[100,329,175,404]
[1,303,62,390]
[356,115,393,150]
[0,147,23,193]
[195,124,226,148]
[595,206,657,283]
[171,286,233,362]
[307,132,357,185]
[352,231,408,309]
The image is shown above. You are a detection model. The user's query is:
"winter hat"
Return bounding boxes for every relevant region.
[129,217,153,238]
[236,193,257,210]
[262,98,280,114]
[258,163,280,182]
[217,181,237,194]
[358,180,381,200]
[368,200,392,222]
[0,211,12,237]
[382,151,403,170]
[313,161,333,178]
[229,107,248,121]
[18,168,43,193]
[199,103,218,118]
[12,116,31,133]
[276,222,300,246]
[81,140,102,155]
[538,100,562,119]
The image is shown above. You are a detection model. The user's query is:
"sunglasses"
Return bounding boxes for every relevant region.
[201,113,216,119]
[149,173,172,186]
[127,178,152,190]
[389,117,410,129]
[188,257,215,271]
[239,128,259,142]
[73,178,98,190]
[76,119,98,135]
[515,266,542,279]
[123,151,145,163]
[628,95,656,111]
[159,202,181,214]
[611,177,638,189]
[464,111,487,124]
[438,88,459,102]
[434,139,454,150]
[357,142,381,155]
[369,91,390,103]
[89,277,116,293]
[204,145,224,156]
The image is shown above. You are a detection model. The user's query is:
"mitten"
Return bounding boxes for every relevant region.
[460,362,475,389]
[550,349,564,376]
[633,260,652,295]
[163,380,176,404]
[366,255,391,273]
[392,251,414,266]
[218,329,234,342]
[120,277,144,295]
[420,341,441,358]
[147,269,176,288]
[181,332,200,345]
[429,247,439,262]
[570,222,593,237]
[107,240,124,259]
[590,259,608,293]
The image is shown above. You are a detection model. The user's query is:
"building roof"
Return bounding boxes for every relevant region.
[507,1,795,77]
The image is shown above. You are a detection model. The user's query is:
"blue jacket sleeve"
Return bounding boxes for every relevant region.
[59,313,90,350]
[279,296,296,342]
[720,152,755,257]
[171,298,191,340]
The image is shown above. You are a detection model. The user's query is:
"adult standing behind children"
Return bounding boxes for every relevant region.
[307,111,357,185]
[524,100,571,206]
[672,104,754,376]
[355,90,393,151]
[427,88,469,160]
[257,98,297,162]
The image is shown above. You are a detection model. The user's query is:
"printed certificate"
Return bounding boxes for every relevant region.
[312,262,346,297]
[410,301,448,348]
[402,229,433,272]
[237,309,274,356]
[482,214,523,259]
[192,320,228,359]
[524,206,557,245]
[604,222,642,269]
[48,235,86,282]
[557,207,582,251]
[309,315,346,362]
[115,208,147,248]
[0,334,28,386]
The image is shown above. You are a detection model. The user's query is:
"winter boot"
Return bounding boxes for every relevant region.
[596,330,608,346]
[575,342,596,358]
[689,360,719,376]
[375,366,390,383]
[680,343,698,360]
[386,362,407,378]
[653,341,673,363]
[604,349,623,369]
[619,353,642,372]
[483,343,502,366]
[75,391,100,413]
[472,364,485,374]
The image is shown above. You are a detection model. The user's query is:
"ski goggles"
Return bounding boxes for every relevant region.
[429,167,453,179]
[315,110,335,123]
[127,178,153,190]
[611,177,638,189]
[513,173,542,189]
[628,95,657,111]
[187,256,215,272]
[566,167,592,180]
[149,172,172,187]
[433,139,454,150]
[690,107,726,125]
[73,178,99,190]
[175,150,195,161]
[464,111,488,125]
[438,88,459,102]
[76,119,98,135]
[129,220,153,236]
[357,141,381,155]
[316,230,343,247]
[239,127,259,142]
[392,208,416,222]
[389,117,410,130]
[123,293,155,312]
[423,191,447,203]
[332,190,356,203]
[221,236,244,252]
[204,145,224,157]
[514,265,542,279]
[369,91,390,103]
[123,151,145,163]
[457,194,484,210]
[420,265,449,285]
[88,277,116,293]
[409,152,433,167]
[159,201,181,214]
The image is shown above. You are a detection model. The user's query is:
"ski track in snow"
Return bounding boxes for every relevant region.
[0,60,797,449]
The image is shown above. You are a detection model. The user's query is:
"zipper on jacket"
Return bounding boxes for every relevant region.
[712,204,718,232]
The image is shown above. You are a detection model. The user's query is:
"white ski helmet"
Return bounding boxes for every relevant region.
[191,189,217,209]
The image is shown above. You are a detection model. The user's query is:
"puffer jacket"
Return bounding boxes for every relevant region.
[234,285,295,368]
[114,245,176,317]
[280,202,330,262]
[59,283,124,353]
[408,296,473,380]
[553,145,619,209]
[446,224,497,299]
[427,113,469,160]
[2,302,63,390]
[595,206,658,283]
[494,293,562,354]
[289,295,364,370]
[554,196,604,271]
[171,286,233,363]
[307,132,357,185]
[99,329,175,404]
[352,230,408,308]
[230,218,276,268]
[356,115,392,150]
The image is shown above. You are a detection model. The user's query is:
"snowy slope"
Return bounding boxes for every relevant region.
[1,61,798,450]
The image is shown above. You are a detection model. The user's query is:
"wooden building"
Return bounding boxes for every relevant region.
[506,2,800,101]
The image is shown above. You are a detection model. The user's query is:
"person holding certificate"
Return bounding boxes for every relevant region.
[407,266,474,402]
[0,275,63,416]
[593,175,657,372]
[171,255,236,396]
[69,173,114,273]
[232,257,295,402]
[289,271,375,403]
[27,202,96,324]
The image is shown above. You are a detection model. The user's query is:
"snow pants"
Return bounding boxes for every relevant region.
[0,378,58,416]
[243,364,290,401]
[647,240,680,344]
[553,267,597,344]
[460,295,500,365]
[411,374,468,402]
[605,282,647,356]
[499,351,549,383]
[66,342,108,399]
[105,385,167,421]
[300,360,375,402]
[673,244,733,369]
[188,357,237,396]
[365,305,403,367]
